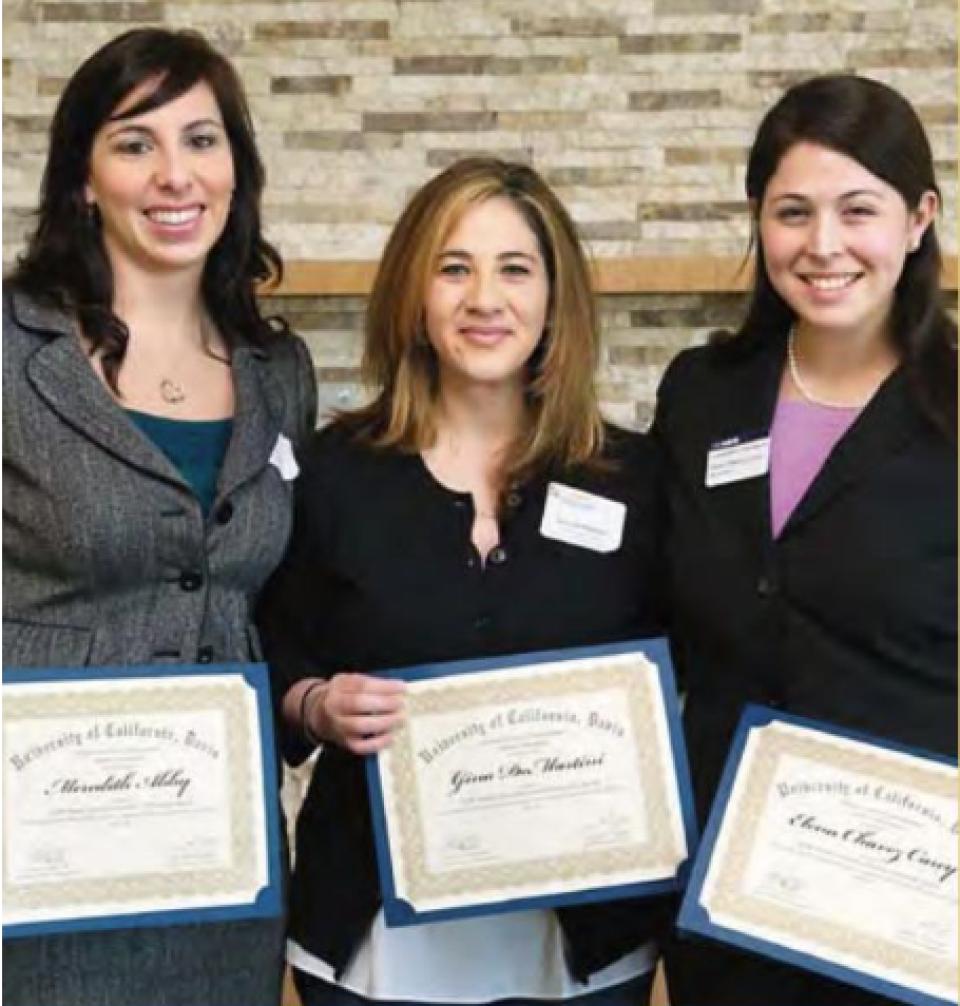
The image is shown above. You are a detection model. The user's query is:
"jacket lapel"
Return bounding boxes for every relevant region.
[16,291,287,504]
[691,337,785,551]
[19,296,186,487]
[781,368,923,535]
[214,345,285,504]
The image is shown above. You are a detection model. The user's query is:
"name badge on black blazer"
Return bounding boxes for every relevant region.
[705,435,770,488]
[540,482,625,553]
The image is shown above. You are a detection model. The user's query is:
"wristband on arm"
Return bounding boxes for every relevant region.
[299,679,327,747]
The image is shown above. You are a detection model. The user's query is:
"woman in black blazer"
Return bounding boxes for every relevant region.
[3,29,316,1006]
[654,75,957,1006]
[259,158,666,1006]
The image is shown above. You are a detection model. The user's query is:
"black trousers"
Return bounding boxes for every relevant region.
[663,936,904,1006]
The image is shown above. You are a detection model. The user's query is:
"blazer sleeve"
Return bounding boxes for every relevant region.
[602,424,669,636]
[283,333,318,448]
[648,347,703,686]
[257,425,337,766]
[650,344,699,440]
[263,330,318,452]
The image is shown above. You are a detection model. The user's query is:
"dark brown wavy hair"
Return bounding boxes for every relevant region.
[728,74,956,438]
[11,28,287,392]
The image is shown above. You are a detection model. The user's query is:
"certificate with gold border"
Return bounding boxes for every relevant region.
[678,706,958,1006]
[366,638,696,926]
[3,663,283,938]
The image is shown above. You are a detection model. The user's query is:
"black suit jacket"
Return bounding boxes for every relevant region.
[653,333,957,1005]
[654,333,957,823]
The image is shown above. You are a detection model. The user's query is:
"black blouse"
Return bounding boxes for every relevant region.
[258,420,667,981]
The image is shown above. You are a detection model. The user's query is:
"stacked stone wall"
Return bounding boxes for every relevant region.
[4,0,955,425]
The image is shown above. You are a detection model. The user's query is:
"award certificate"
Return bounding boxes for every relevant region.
[3,663,283,938]
[678,706,958,1006]
[367,638,696,926]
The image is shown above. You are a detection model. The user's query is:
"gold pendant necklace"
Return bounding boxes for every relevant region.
[159,378,186,404]
[155,314,215,405]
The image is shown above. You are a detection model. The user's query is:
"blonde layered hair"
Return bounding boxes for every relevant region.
[342,157,605,488]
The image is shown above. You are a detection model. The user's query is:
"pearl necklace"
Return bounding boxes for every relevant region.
[787,329,868,410]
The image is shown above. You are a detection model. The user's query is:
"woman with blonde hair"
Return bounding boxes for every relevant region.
[259,157,666,1006]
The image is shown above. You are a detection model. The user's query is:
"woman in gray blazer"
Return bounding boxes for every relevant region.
[3,29,316,1006]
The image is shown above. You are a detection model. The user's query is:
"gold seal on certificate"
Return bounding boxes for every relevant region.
[3,664,283,937]
[679,708,958,1006]
[367,639,695,925]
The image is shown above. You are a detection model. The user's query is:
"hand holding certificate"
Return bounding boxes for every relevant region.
[366,638,696,926]
[679,707,958,1006]
[3,663,283,939]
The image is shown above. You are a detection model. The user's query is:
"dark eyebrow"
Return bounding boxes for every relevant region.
[437,249,539,262]
[770,188,885,203]
[183,118,225,131]
[839,189,885,200]
[102,117,224,139]
[102,123,152,138]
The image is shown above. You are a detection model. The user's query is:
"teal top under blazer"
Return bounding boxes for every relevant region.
[2,286,317,1006]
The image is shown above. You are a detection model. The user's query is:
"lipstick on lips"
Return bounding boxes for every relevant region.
[458,325,512,345]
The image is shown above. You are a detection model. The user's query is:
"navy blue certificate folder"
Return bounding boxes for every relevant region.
[3,662,283,939]
[677,705,957,1006]
[365,637,697,927]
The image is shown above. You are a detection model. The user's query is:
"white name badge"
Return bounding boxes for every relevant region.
[540,482,626,554]
[705,436,770,488]
[268,433,299,481]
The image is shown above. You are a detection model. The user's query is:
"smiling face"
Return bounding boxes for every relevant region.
[85,79,235,279]
[423,196,550,395]
[759,141,936,344]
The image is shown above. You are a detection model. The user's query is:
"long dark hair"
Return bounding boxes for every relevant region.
[729,74,956,437]
[11,28,287,392]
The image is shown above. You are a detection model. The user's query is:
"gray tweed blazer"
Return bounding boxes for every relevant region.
[3,288,318,671]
